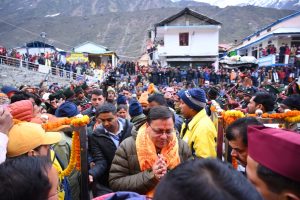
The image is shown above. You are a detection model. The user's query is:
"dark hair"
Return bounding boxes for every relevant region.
[147,106,174,124]
[96,103,117,117]
[225,117,263,146]
[257,164,300,196]
[253,92,275,112]
[10,91,42,106]
[10,91,30,103]
[91,89,103,96]
[0,156,52,200]
[148,93,167,106]
[282,94,300,110]
[154,159,263,200]
[117,104,128,112]
[207,87,219,100]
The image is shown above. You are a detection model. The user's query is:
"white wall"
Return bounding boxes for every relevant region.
[17,47,56,55]
[157,27,219,57]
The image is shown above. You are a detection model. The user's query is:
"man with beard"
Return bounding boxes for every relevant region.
[225,117,263,173]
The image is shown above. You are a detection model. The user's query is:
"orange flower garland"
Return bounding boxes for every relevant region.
[232,156,238,170]
[42,115,90,177]
[210,105,216,113]
[60,131,77,177]
[147,83,155,94]
[246,110,300,123]
[42,117,73,131]
[222,110,245,126]
[61,115,90,176]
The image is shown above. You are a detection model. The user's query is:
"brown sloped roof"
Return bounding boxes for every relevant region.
[155,7,221,27]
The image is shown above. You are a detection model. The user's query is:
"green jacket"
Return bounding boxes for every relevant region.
[130,114,147,131]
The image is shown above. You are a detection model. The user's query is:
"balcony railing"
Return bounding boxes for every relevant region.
[0,55,85,81]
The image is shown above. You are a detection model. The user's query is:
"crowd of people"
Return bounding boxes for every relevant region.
[0,58,300,200]
[259,43,300,64]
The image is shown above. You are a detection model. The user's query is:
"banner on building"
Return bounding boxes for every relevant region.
[66,53,89,63]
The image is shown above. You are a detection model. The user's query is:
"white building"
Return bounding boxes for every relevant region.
[151,7,221,68]
[234,11,300,67]
[16,41,57,55]
[73,41,118,67]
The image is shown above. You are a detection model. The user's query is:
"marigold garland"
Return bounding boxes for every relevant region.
[42,115,90,177]
[42,117,73,131]
[222,110,245,126]
[246,111,300,123]
[210,105,216,113]
[232,156,238,170]
[60,131,77,177]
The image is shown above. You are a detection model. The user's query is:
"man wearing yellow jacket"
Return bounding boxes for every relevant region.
[178,88,217,158]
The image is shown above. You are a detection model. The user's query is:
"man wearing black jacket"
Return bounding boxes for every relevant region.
[88,103,133,197]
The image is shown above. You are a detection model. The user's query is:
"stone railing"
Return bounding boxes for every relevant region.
[0,55,84,81]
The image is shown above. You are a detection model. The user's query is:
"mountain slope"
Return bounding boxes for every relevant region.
[0,0,174,17]
[184,0,300,10]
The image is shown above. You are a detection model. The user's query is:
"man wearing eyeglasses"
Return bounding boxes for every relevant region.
[178,88,217,158]
[109,106,191,198]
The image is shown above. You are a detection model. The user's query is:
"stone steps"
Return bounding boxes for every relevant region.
[0,64,72,88]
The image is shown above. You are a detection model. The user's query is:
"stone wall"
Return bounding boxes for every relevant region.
[0,64,72,88]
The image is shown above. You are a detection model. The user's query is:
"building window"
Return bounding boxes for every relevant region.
[179,33,189,46]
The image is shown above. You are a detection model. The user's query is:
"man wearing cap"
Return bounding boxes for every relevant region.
[74,86,90,111]
[246,126,300,200]
[178,88,217,158]
[1,85,19,99]
[55,88,79,118]
[106,86,116,104]
[7,122,61,158]
[7,122,66,199]
[139,92,149,115]
[240,87,256,109]
[129,100,147,130]
[81,82,91,98]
